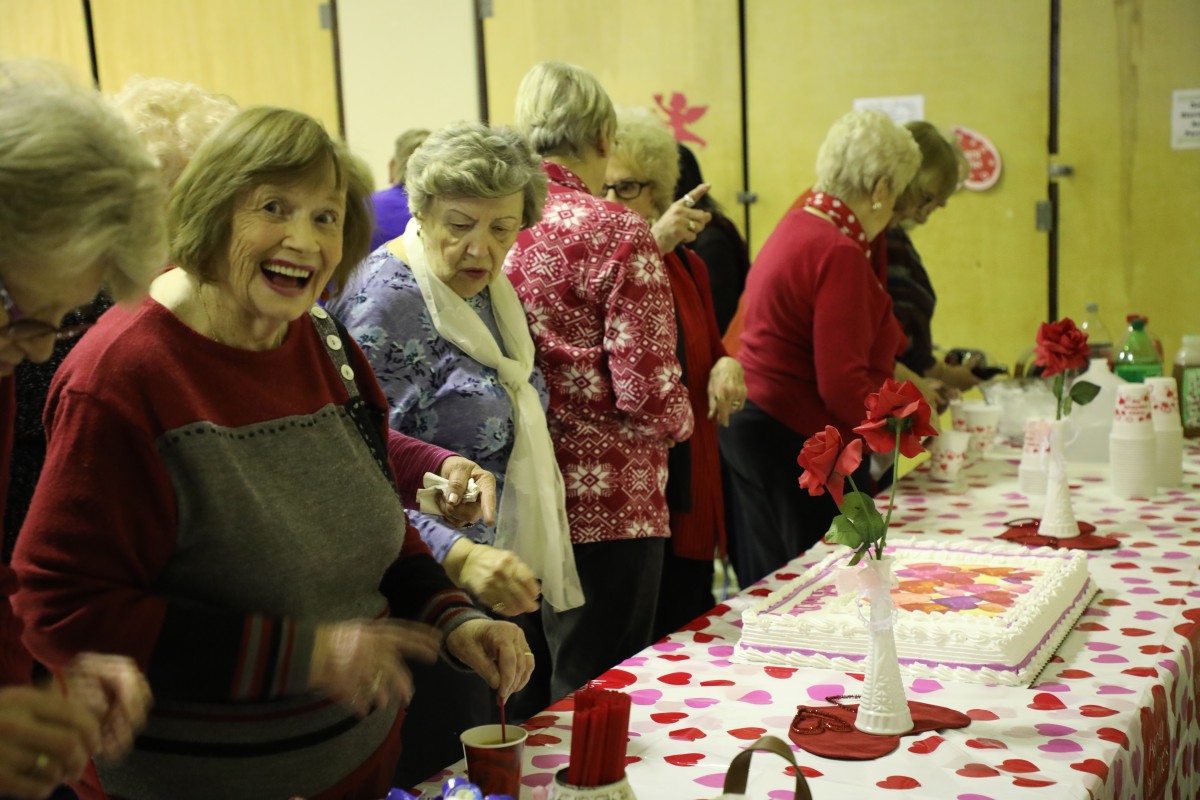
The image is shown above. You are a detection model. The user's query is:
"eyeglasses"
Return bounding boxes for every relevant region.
[0,274,92,343]
[602,179,653,201]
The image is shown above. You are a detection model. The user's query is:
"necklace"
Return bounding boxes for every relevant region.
[196,284,228,346]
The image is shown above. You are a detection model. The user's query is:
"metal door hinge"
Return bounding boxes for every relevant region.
[318,2,332,30]
[736,191,758,205]
[1035,200,1053,232]
[477,0,494,19]
[1048,163,1075,178]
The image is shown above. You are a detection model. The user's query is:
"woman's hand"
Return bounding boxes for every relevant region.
[0,685,98,799]
[309,619,442,716]
[443,540,540,617]
[651,183,713,254]
[707,356,747,427]
[446,619,534,703]
[437,456,497,529]
[62,653,152,762]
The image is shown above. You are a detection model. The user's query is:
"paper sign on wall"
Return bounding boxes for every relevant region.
[852,94,924,124]
[1172,89,1200,150]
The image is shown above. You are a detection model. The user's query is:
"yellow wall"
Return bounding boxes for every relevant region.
[0,0,92,85]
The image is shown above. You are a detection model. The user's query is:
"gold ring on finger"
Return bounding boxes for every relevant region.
[523,651,535,658]
[687,220,696,232]
[33,752,50,773]
[682,195,695,208]
[492,601,506,613]
[370,669,383,693]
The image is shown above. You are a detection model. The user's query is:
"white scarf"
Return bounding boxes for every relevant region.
[397,221,584,611]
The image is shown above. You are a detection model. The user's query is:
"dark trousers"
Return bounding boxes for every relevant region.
[718,400,839,586]
[653,548,716,641]
[542,537,665,703]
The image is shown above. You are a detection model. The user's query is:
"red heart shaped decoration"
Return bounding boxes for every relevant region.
[1097,727,1129,748]
[692,632,717,643]
[589,669,637,690]
[1079,704,1118,717]
[1184,608,1200,622]
[680,616,712,631]
[1099,598,1131,607]
[1076,622,1110,631]
[658,654,689,662]
[747,588,771,596]
[764,666,797,679]
[1156,598,1185,606]
[657,672,692,685]
[1070,759,1109,779]
[776,573,799,580]
[699,679,735,686]
[966,738,1008,750]
[1123,667,1158,678]
[1056,669,1094,679]
[1029,693,1067,711]
[956,763,1000,778]
[1150,566,1180,574]
[1120,627,1152,637]
[1109,562,1139,569]
[967,708,1000,721]
[785,766,825,779]
[526,733,563,746]
[727,727,769,740]
[624,756,641,766]
[668,726,707,741]
[997,759,1039,773]
[1013,777,1057,787]
[651,712,688,724]
[908,735,944,754]
[523,714,559,729]
[664,753,705,767]
[1141,644,1174,654]
[876,776,921,789]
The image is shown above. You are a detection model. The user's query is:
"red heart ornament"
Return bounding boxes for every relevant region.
[956,763,1001,778]
[589,669,637,690]
[658,672,692,685]
[692,632,717,643]
[664,753,704,767]
[650,712,688,724]
[1029,693,1067,711]
[523,714,559,729]
[1076,622,1110,631]
[1141,644,1174,654]
[668,727,707,741]
[997,759,1039,773]
[525,733,563,746]
[876,776,921,789]
[1120,627,1153,637]
[699,679,735,686]
[1097,728,1129,748]
[908,735,944,754]
[967,709,1000,721]
[658,654,689,662]
[1013,777,1057,787]
[1079,704,1119,717]
[1071,759,1109,779]
[1123,667,1158,678]
[727,727,769,740]
[1056,669,1094,679]
[785,766,825,779]
[966,738,1008,749]
[764,666,797,679]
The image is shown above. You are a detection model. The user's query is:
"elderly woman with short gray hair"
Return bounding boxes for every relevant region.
[720,109,921,586]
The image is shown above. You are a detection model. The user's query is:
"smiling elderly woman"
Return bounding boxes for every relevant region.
[13,106,532,800]
[329,122,578,783]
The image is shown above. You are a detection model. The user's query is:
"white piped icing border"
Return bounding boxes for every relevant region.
[734,537,1097,686]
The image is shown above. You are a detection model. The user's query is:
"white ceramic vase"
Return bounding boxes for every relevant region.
[1038,420,1078,538]
[550,770,637,800]
[854,556,914,736]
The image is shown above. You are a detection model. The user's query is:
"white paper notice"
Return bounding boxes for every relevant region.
[1172,89,1200,150]
[853,94,925,124]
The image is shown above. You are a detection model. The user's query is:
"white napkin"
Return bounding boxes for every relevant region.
[415,472,480,517]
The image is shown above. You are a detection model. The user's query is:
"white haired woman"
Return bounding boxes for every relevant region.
[504,62,695,701]
[0,61,163,800]
[719,109,921,586]
[13,106,532,800]
[604,107,746,639]
[329,122,577,782]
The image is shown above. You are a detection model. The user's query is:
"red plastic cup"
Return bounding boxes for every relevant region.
[460,723,527,796]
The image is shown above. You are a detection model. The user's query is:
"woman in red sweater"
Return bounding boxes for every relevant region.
[720,109,921,586]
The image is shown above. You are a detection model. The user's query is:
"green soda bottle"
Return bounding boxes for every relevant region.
[1114,318,1164,383]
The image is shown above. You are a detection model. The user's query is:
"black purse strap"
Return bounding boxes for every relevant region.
[308,305,396,486]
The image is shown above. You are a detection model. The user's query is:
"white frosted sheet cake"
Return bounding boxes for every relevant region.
[734,537,1097,686]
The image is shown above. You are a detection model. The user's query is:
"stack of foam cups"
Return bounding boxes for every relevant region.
[1146,376,1184,488]
[1109,384,1157,498]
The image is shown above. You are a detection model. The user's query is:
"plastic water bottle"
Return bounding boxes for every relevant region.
[1114,318,1163,383]
[1079,303,1113,363]
[1174,334,1200,438]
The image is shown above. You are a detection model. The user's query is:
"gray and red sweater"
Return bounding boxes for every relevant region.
[12,299,483,799]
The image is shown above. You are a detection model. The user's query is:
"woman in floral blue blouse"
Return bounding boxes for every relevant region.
[329,122,581,784]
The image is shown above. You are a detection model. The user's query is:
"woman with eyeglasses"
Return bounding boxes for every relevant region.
[884,121,979,393]
[0,61,163,800]
[604,107,746,640]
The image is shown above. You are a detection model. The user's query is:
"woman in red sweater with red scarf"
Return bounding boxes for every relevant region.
[720,109,921,586]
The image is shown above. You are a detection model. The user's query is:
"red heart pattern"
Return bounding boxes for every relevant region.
[650,712,688,724]
[876,776,921,789]
[727,726,768,740]
[1029,693,1067,711]
[664,753,704,767]
[956,763,1000,778]
[997,759,1039,773]
[1071,759,1109,779]
[668,727,706,741]
[907,735,944,754]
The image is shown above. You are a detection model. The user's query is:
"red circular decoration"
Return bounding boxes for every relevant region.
[952,125,1002,191]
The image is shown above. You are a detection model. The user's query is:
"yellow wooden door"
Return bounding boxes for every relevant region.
[1058,0,1200,361]
[483,0,744,232]
[745,0,1051,371]
[88,0,340,133]
[0,0,93,85]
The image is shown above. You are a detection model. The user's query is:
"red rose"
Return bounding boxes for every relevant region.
[797,425,863,506]
[1034,318,1089,377]
[853,379,938,458]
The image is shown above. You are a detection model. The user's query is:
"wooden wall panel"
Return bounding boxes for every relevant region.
[0,0,92,85]
[745,0,1051,370]
[89,0,339,133]
[483,0,744,233]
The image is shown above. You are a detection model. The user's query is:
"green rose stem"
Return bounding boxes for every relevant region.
[1053,372,1066,421]
[843,419,904,562]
